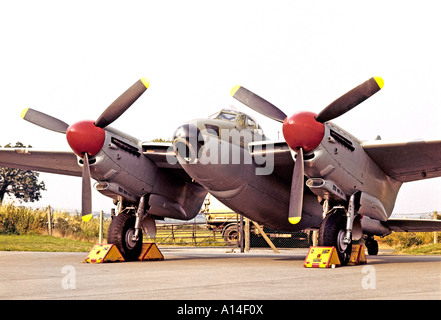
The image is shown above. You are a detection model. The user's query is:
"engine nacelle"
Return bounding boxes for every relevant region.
[148,190,206,221]
[358,192,388,222]
[87,128,207,221]
[302,122,402,219]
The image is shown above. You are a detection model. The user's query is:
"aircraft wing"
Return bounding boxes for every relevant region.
[383,218,441,232]
[0,148,82,177]
[362,139,441,182]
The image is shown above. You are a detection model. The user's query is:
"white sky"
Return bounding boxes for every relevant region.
[0,0,440,215]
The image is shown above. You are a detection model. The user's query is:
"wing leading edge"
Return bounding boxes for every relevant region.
[0,148,82,177]
[383,218,441,232]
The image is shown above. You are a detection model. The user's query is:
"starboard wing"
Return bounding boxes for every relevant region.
[362,139,441,182]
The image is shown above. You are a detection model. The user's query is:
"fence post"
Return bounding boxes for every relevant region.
[434,211,438,244]
[99,210,104,243]
[312,230,318,246]
[239,214,244,253]
[244,217,250,253]
[193,222,197,246]
[47,205,52,236]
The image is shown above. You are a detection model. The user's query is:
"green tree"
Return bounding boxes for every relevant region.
[152,138,173,142]
[0,142,46,204]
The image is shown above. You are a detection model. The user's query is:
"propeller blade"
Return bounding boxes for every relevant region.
[288,147,304,224]
[315,77,384,123]
[231,85,287,123]
[95,78,150,128]
[21,108,69,134]
[81,153,93,222]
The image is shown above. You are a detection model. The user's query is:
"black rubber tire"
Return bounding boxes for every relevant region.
[318,212,352,266]
[366,238,379,255]
[107,212,143,261]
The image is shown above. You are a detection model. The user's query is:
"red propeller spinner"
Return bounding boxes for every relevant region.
[282,111,325,153]
[66,120,105,157]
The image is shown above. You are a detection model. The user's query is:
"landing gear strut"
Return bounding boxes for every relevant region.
[318,193,360,266]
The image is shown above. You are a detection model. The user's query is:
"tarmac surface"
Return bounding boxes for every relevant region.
[1,247,440,300]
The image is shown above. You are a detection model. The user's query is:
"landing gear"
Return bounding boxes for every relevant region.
[318,192,363,266]
[107,210,143,261]
[365,236,379,255]
[318,211,352,265]
[107,195,150,261]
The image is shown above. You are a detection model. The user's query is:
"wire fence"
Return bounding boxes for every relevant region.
[154,214,314,249]
[154,222,225,246]
[154,211,441,249]
[6,204,438,250]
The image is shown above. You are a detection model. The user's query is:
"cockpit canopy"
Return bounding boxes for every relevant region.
[209,108,262,131]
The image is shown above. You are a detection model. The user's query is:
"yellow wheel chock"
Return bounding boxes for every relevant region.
[347,244,367,266]
[138,242,164,261]
[83,244,125,263]
[83,242,163,263]
[304,246,341,268]
[304,245,367,268]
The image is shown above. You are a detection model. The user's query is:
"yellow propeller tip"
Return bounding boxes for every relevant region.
[82,214,93,222]
[141,78,150,89]
[289,217,301,224]
[231,85,241,97]
[21,108,29,119]
[373,76,384,89]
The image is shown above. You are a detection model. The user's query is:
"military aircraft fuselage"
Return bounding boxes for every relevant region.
[173,108,402,233]
[173,109,324,230]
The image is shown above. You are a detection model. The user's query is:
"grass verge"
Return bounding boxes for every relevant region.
[0,234,93,252]
[397,243,441,255]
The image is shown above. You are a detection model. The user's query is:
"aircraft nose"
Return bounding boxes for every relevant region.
[173,123,204,164]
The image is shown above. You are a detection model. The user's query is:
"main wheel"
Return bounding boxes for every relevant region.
[365,237,379,255]
[107,211,143,261]
[318,212,352,266]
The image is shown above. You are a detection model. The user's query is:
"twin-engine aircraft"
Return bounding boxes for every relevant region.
[1,77,441,264]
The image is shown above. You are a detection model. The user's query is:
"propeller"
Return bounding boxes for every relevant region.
[81,153,93,222]
[21,78,150,221]
[288,147,304,224]
[95,78,149,128]
[231,85,287,123]
[21,108,69,133]
[315,77,384,123]
[231,77,384,224]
